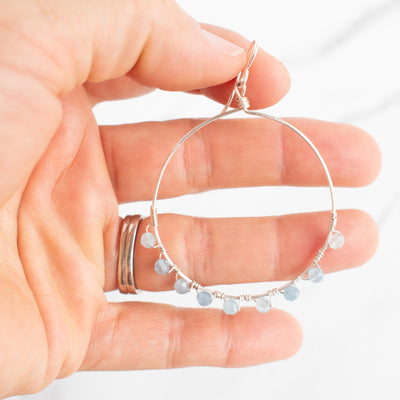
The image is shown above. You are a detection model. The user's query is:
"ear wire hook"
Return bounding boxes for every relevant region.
[221,41,259,113]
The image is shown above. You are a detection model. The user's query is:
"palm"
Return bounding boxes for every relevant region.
[1,86,118,389]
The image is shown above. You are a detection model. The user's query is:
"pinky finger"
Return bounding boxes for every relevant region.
[81,302,302,371]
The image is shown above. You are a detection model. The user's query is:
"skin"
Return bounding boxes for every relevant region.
[0,0,381,397]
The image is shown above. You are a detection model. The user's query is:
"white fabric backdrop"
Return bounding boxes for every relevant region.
[14,0,400,399]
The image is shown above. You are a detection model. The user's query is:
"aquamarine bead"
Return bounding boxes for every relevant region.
[154,259,170,275]
[223,298,240,315]
[141,232,156,248]
[255,296,271,313]
[329,231,344,249]
[174,279,189,294]
[196,291,213,306]
[308,267,324,283]
[283,285,300,301]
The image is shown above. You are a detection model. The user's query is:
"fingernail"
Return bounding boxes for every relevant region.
[202,29,244,56]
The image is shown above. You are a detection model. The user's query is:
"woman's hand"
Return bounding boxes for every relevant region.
[0,0,380,397]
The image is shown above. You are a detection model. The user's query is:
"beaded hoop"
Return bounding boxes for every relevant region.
[140,42,344,315]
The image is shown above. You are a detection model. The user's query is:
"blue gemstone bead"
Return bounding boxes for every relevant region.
[154,259,170,275]
[329,231,344,249]
[174,279,189,294]
[255,296,271,313]
[223,298,240,315]
[141,232,156,248]
[283,285,300,301]
[196,291,213,306]
[308,267,324,283]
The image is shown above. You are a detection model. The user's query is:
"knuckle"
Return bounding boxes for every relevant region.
[220,312,237,367]
[184,217,214,284]
[165,308,183,368]
[181,119,213,192]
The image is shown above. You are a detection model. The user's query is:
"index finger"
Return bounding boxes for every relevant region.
[85,24,290,108]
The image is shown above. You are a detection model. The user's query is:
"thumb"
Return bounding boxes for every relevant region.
[4,0,248,95]
[0,0,247,206]
[86,0,247,91]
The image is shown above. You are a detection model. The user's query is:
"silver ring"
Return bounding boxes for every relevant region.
[118,215,143,294]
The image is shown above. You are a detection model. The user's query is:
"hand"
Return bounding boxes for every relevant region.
[0,0,380,397]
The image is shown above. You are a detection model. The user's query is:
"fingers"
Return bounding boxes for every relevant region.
[100,118,381,203]
[85,25,289,108]
[104,210,378,292]
[81,302,302,371]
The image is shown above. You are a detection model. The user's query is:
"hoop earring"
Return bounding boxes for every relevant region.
[140,42,344,315]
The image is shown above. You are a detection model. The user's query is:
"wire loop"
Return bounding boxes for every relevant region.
[222,41,259,112]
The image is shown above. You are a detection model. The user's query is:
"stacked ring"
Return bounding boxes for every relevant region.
[117,214,143,294]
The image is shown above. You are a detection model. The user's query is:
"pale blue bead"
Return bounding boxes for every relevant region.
[283,285,300,301]
[329,231,344,249]
[141,232,156,248]
[223,298,240,315]
[308,267,324,283]
[154,259,170,275]
[196,291,212,306]
[174,279,189,294]
[255,296,271,313]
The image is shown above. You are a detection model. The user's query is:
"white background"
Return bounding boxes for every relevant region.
[15,0,400,399]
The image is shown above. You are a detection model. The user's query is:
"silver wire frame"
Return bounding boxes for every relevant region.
[148,42,338,304]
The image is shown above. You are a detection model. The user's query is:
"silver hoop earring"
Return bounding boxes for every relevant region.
[140,42,344,315]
